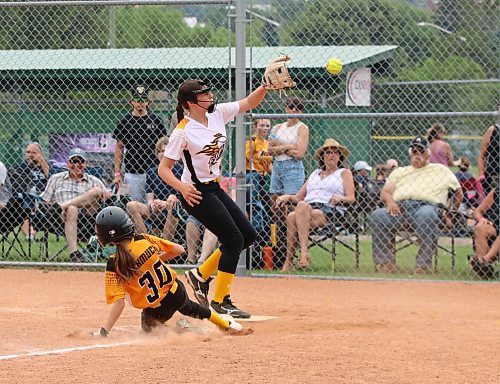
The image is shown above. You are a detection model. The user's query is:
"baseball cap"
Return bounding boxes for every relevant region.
[353,161,372,171]
[131,85,149,101]
[68,148,88,161]
[409,136,428,150]
[386,159,398,169]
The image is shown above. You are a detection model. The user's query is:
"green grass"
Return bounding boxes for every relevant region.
[0,232,108,263]
[2,231,496,282]
[252,236,495,281]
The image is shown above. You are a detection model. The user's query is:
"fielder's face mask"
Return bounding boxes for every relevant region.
[179,80,218,113]
[193,81,218,113]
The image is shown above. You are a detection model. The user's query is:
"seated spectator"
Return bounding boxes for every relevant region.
[36,148,112,262]
[353,160,376,212]
[126,137,183,241]
[246,118,273,201]
[369,136,463,274]
[275,138,355,272]
[10,142,54,241]
[0,161,11,212]
[469,185,499,279]
[0,162,30,238]
[385,159,398,176]
[375,164,388,181]
[454,156,485,211]
[185,215,218,265]
[477,123,499,193]
[427,123,454,167]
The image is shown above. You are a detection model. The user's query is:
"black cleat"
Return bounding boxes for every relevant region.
[185,268,212,307]
[210,296,251,319]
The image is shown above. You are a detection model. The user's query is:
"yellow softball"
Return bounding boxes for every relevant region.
[326,58,343,75]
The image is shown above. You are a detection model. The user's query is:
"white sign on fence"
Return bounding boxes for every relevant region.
[346,67,371,107]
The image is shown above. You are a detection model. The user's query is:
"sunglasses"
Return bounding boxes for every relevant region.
[69,157,86,164]
[411,148,426,154]
[286,104,304,111]
[323,149,340,156]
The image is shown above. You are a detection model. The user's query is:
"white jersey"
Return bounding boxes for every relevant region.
[164,101,240,183]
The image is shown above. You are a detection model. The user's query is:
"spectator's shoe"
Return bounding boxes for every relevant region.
[413,266,433,275]
[469,255,498,280]
[185,268,212,307]
[375,263,398,273]
[69,251,85,263]
[211,296,251,319]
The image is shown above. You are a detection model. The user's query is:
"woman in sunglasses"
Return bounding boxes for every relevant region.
[266,97,310,267]
[275,138,355,271]
[159,79,269,319]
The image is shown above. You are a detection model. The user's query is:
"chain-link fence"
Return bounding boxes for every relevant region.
[0,0,498,281]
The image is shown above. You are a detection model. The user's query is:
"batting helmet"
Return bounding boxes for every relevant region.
[95,206,135,246]
[177,79,212,107]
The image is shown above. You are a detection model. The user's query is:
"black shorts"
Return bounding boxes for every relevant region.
[309,202,344,221]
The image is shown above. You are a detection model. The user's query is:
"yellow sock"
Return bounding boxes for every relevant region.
[198,248,221,280]
[213,270,234,303]
[209,311,230,330]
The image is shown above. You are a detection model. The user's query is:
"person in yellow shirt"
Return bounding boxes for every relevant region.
[369,136,463,274]
[92,206,242,337]
[246,118,272,200]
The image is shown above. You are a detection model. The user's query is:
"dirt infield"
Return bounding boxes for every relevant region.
[0,269,498,384]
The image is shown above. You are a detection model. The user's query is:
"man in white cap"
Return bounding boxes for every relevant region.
[38,148,112,262]
[385,159,398,176]
[353,161,376,219]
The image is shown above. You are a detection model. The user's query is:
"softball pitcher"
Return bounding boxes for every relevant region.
[93,206,242,337]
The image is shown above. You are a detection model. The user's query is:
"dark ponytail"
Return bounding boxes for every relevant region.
[113,243,139,283]
[176,104,184,122]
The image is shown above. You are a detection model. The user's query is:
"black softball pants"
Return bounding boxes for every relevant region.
[181,181,257,274]
[142,280,211,332]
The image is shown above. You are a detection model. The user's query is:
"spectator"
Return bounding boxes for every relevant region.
[268,98,309,197]
[478,123,499,193]
[10,142,54,240]
[385,159,399,176]
[126,136,182,241]
[454,156,485,211]
[0,161,12,210]
[0,161,28,236]
[185,215,218,265]
[469,185,499,279]
[275,138,355,272]
[427,123,454,167]
[267,98,310,264]
[375,164,388,181]
[37,148,112,262]
[353,160,379,221]
[113,85,166,203]
[246,118,272,200]
[369,136,463,274]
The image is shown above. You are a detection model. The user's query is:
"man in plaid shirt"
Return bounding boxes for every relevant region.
[40,148,112,262]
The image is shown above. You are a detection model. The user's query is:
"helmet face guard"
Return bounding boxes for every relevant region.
[177,79,213,106]
[95,206,135,246]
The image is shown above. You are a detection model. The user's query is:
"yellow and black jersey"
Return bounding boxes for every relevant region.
[164,101,240,184]
[246,135,272,174]
[105,233,178,309]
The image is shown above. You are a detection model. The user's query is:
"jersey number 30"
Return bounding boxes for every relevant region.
[138,260,174,304]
